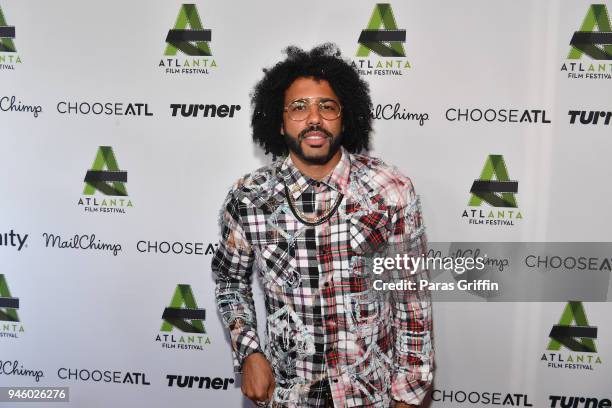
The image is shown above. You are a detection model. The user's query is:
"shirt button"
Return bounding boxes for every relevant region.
[323,282,329,287]
[332,378,339,383]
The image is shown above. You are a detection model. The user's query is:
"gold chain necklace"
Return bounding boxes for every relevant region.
[284,184,343,226]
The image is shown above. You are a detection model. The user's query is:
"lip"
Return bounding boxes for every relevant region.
[302,132,329,147]
[303,131,327,139]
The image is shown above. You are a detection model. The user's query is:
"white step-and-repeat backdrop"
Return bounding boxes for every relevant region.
[1,0,610,407]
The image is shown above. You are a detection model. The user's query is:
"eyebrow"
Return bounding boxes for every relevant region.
[291,97,337,103]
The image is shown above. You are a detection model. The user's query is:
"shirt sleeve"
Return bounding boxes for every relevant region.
[386,178,434,405]
[212,189,262,373]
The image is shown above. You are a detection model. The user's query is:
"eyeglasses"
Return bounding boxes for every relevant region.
[283,97,342,121]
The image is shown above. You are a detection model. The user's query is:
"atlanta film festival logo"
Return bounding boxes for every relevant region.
[353,3,411,76]
[159,4,216,75]
[561,3,612,80]
[541,301,602,371]
[155,284,211,351]
[0,274,24,340]
[461,155,523,227]
[77,146,133,215]
[0,4,21,70]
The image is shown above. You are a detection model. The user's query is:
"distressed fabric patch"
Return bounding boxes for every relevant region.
[259,243,301,289]
[349,210,389,256]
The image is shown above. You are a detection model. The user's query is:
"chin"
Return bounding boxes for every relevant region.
[300,144,329,156]
[303,148,328,157]
[302,149,330,160]
[303,155,334,165]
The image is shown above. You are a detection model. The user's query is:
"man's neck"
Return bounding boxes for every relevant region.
[289,150,342,181]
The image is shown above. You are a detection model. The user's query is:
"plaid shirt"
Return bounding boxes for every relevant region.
[212,148,433,407]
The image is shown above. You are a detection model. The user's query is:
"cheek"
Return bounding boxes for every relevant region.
[283,121,303,137]
[328,120,343,136]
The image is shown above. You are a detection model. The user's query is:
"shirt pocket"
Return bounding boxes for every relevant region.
[345,290,381,332]
[348,209,389,256]
[258,242,301,289]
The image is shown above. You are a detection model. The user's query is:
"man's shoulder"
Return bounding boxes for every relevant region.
[226,161,281,202]
[350,152,416,206]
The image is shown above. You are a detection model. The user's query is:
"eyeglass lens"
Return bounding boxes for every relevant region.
[287,99,341,120]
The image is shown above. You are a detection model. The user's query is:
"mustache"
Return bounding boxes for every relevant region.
[298,125,334,141]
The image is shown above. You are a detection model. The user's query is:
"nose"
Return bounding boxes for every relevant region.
[306,103,322,126]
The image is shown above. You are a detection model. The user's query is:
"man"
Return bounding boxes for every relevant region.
[212,44,433,408]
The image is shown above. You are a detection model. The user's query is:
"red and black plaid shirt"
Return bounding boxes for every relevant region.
[213,148,433,407]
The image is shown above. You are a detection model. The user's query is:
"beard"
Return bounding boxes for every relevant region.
[283,125,343,165]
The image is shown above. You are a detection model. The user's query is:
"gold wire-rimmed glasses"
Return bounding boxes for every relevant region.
[283,97,342,121]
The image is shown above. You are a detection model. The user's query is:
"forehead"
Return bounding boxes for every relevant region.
[284,77,339,103]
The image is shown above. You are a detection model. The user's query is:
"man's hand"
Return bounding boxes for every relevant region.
[242,352,275,404]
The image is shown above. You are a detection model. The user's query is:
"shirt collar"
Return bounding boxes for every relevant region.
[279,147,351,200]
[323,147,351,193]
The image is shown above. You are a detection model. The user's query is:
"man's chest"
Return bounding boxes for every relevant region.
[239,188,392,290]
